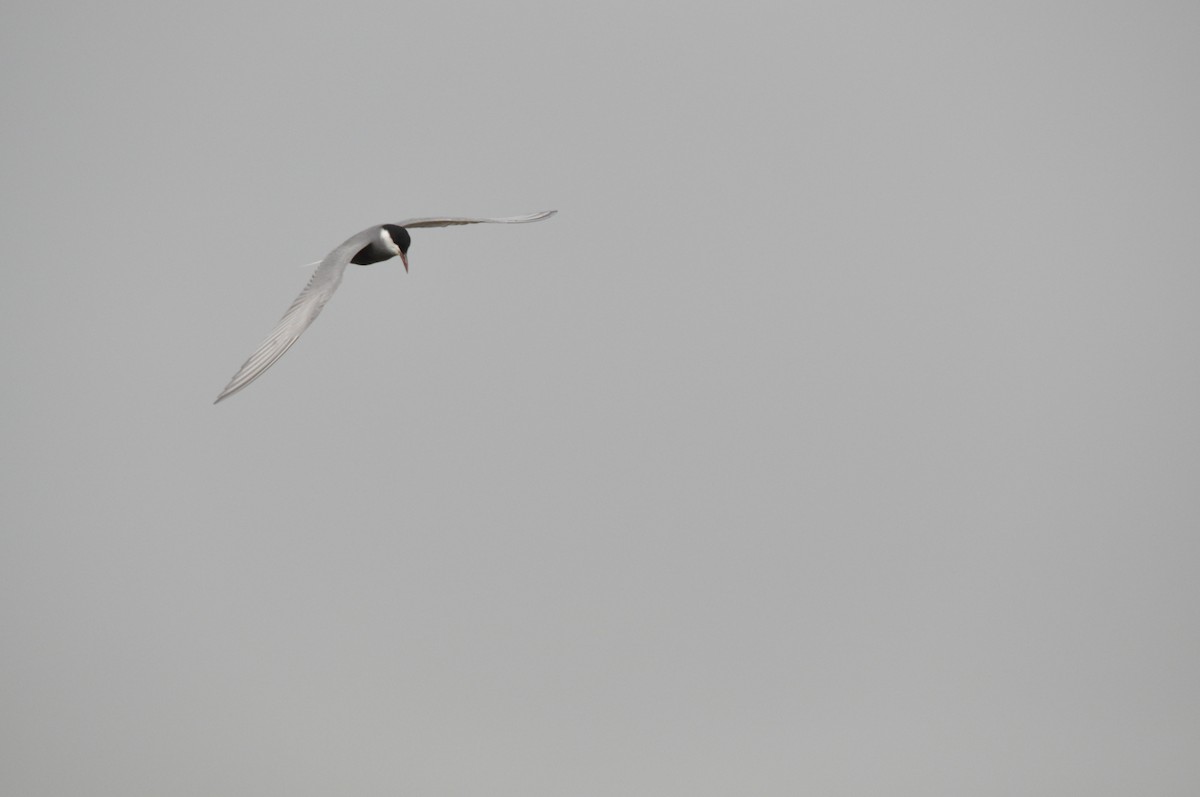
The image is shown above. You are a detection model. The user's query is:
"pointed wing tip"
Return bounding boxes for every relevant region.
[502,209,556,224]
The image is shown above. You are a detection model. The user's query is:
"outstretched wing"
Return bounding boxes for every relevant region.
[214,227,380,404]
[398,210,557,229]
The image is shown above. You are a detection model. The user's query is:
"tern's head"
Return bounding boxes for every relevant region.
[380,224,411,271]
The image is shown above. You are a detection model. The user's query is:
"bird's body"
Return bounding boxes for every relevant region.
[350,224,412,266]
[214,210,556,403]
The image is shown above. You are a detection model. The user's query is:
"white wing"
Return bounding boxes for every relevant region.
[398,210,557,229]
[213,229,378,403]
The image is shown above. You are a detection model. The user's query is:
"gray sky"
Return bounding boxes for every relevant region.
[3,1,1199,795]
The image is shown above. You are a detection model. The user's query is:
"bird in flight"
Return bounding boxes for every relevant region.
[214,210,557,403]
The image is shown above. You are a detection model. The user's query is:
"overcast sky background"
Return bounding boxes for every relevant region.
[3,2,1199,795]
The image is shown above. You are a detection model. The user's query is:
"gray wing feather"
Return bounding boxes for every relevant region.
[213,228,379,404]
[399,210,557,229]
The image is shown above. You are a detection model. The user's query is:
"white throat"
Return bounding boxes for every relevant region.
[379,227,401,256]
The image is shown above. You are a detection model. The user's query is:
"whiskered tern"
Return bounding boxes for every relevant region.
[214,210,556,403]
